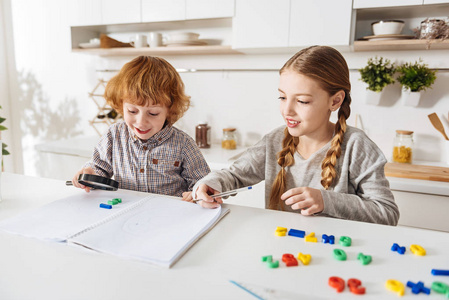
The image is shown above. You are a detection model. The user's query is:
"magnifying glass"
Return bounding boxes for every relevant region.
[66,174,119,191]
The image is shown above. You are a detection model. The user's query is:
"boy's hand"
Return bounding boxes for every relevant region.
[281,187,324,216]
[195,184,221,209]
[72,167,96,193]
[181,191,193,202]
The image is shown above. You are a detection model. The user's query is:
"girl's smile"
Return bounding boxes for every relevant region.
[286,118,300,128]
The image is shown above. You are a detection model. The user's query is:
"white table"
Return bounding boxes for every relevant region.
[1,173,448,300]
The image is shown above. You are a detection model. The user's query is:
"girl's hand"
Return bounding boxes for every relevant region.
[194,184,221,209]
[181,191,193,202]
[281,187,324,216]
[72,167,96,193]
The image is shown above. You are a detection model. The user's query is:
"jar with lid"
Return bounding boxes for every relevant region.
[222,128,237,150]
[195,122,210,149]
[392,130,414,163]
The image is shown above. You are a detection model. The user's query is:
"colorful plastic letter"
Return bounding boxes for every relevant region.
[333,249,347,261]
[305,232,318,243]
[297,253,312,265]
[329,276,345,293]
[391,243,406,254]
[275,227,287,236]
[288,228,305,238]
[357,252,372,265]
[407,281,431,295]
[348,278,366,295]
[432,269,449,276]
[322,234,335,244]
[282,253,298,267]
[431,281,449,294]
[339,236,352,247]
[99,203,112,209]
[410,244,426,256]
[385,279,405,296]
[261,255,279,268]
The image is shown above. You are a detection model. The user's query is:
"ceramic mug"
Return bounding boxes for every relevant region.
[149,32,162,47]
[131,34,148,48]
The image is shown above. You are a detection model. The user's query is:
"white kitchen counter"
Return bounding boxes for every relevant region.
[3,173,449,299]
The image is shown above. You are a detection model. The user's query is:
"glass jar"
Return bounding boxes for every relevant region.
[222,128,237,150]
[195,122,210,149]
[392,130,414,164]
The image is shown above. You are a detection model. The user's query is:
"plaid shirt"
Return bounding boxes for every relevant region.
[85,121,210,197]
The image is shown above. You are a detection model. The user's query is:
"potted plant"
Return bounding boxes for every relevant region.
[359,57,396,105]
[0,105,10,171]
[397,59,437,107]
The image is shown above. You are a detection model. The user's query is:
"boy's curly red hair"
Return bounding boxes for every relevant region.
[104,56,190,125]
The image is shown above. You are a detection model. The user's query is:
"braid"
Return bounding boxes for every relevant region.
[268,128,298,210]
[320,94,351,189]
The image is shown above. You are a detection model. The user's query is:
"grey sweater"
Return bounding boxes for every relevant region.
[193,125,399,226]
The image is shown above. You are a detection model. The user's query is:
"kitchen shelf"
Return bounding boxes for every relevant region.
[353,39,449,51]
[72,45,242,56]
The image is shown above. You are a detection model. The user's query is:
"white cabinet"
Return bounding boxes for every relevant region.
[289,0,353,47]
[423,0,449,3]
[393,190,449,232]
[142,0,234,23]
[353,0,423,9]
[141,0,185,22]
[101,0,141,24]
[233,0,290,48]
[186,0,234,20]
[68,0,102,26]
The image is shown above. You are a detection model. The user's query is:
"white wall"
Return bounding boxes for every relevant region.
[7,0,449,177]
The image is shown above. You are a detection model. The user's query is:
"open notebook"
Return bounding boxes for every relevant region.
[0,190,229,268]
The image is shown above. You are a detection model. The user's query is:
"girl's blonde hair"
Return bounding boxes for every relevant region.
[104,56,190,125]
[269,46,352,210]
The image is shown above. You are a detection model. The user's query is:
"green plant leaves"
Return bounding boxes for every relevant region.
[397,60,437,92]
[359,57,396,92]
[359,57,437,93]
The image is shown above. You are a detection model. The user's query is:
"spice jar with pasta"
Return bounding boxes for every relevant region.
[392,130,414,163]
[222,128,237,150]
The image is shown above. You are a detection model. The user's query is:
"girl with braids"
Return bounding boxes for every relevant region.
[192,46,399,225]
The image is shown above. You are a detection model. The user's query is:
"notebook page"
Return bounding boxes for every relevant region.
[69,195,226,267]
[0,190,145,242]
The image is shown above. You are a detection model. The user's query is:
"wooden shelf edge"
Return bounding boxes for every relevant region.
[72,45,243,56]
[353,39,449,51]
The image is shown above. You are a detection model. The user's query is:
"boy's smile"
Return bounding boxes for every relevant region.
[123,101,169,141]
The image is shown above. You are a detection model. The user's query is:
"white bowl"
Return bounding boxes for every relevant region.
[167,32,200,42]
[372,20,405,36]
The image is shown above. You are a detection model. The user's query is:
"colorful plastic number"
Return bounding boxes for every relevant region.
[282,253,298,267]
[339,236,352,247]
[261,255,279,268]
[348,278,366,295]
[275,227,287,236]
[333,249,347,261]
[305,232,318,243]
[297,253,312,265]
[410,244,426,256]
[385,279,405,296]
[357,252,372,265]
[329,276,345,293]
